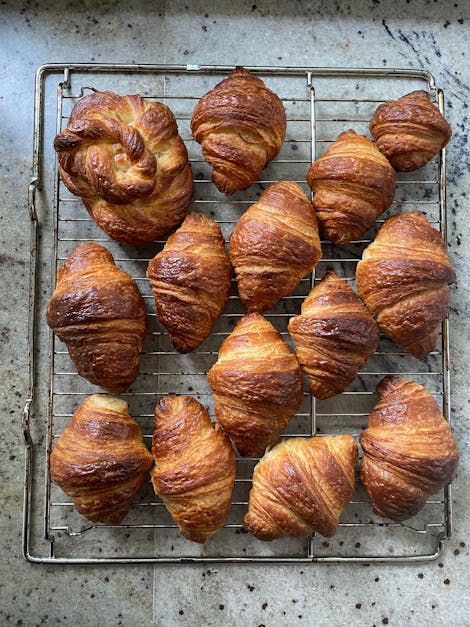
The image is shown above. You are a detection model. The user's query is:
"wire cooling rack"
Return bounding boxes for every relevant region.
[23,64,452,563]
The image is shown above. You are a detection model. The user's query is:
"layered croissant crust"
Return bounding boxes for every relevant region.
[356,211,456,359]
[230,181,322,312]
[46,243,147,393]
[208,313,303,457]
[244,435,357,540]
[191,67,286,194]
[54,91,193,244]
[50,395,153,524]
[146,213,231,352]
[370,90,452,172]
[360,376,459,521]
[288,271,380,399]
[306,129,396,245]
[151,395,236,543]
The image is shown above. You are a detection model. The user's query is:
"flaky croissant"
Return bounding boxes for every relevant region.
[230,181,322,312]
[360,376,459,521]
[191,67,286,194]
[370,90,452,171]
[50,394,153,524]
[46,242,147,393]
[151,395,235,543]
[146,213,231,352]
[244,435,357,540]
[207,312,304,457]
[306,129,396,244]
[54,91,193,245]
[288,271,379,399]
[356,211,455,359]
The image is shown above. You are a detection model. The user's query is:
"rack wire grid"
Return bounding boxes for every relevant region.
[23,64,452,564]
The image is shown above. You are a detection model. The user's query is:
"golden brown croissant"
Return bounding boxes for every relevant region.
[360,376,459,521]
[370,90,452,171]
[146,213,231,352]
[244,435,357,540]
[46,242,147,393]
[151,395,235,543]
[207,312,304,457]
[306,129,396,245]
[229,181,322,312]
[288,270,379,399]
[356,211,455,359]
[50,394,153,524]
[54,91,193,245]
[191,67,286,194]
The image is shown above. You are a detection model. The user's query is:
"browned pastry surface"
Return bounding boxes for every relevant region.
[50,395,153,524]
[46,242,147,393]
[244,435,357,540]
[146,213,231,352]
[191,67,286,194]
[54,91,193,244]
[370,90,452,171]
[306,129,396,245]
[288,270,379,399]
[360,375,459,521]
[151,395,236,543]
[356,211,455,359]
[230,181,322,312]
[207,312,304,457]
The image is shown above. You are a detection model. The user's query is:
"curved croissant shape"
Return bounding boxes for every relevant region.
[151,395,236,543]
[370,90,452,171]
[360,376,459,521]
[191,67,286,194]
[46,243,147,393]
[288,271,379,399]
[54,91,193,244]
[50,395,153,524]
[207,313,304,457]
[230,181,322,312]
[356,211,456,359]
[306,129,396,245]
[146,213,231,352]
[244,435,357,540]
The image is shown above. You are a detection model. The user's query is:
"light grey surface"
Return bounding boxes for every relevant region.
[0,1,469,625]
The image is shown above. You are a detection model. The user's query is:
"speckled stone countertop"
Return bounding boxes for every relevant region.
[1,1,469,625]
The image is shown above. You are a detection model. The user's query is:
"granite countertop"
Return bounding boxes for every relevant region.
[1,1,469,625]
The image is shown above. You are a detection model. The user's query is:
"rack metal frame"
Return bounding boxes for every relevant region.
[23,64,452,564]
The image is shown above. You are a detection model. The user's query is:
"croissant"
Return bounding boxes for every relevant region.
[191,67,286,194]
[244,435,357,540]
[356,211,456,359]
[370,90,452,171]
[46,242,147,393]
[50,394,153,524]
[54,91,193,245]
[288,271,379,399]
[207,312,304,457]
[146,213,231,352]
[151,395,235,543]
[306,129,396,245]
[229,181,322,312]
[360,376,459,521]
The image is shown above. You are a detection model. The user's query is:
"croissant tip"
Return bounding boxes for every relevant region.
[376,374,406,397]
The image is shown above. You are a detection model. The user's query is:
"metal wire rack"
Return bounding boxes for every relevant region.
[23,64,452,563]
